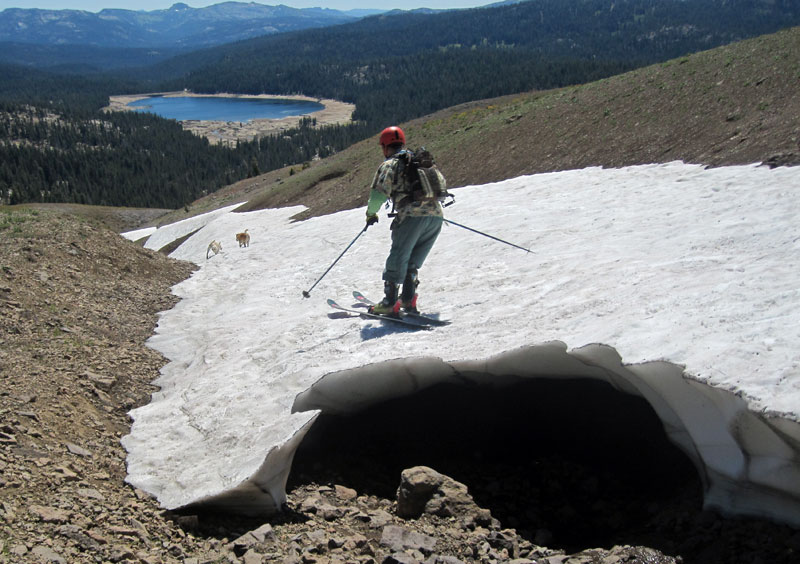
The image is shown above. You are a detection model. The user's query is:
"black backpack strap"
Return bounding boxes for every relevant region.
[388,150,414,216]
[391,150,412,185]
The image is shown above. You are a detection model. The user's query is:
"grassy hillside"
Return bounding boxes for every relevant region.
[199,26,797,223]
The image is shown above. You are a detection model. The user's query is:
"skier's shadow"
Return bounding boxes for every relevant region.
[326,311,418,340]
[360,322,419,340]
[350,301,430,339]
[327,312,353,319]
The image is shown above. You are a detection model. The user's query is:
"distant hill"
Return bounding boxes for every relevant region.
[171,0,800,69]
[0,2,356,49]
[5,0,798,74]
[156,0,800,127]
[0,1,365,71]
[0,42,186,72]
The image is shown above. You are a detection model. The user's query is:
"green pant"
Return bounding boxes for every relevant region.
[382,215,443,284]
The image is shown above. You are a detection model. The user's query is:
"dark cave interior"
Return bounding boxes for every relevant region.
[288,377,704,555]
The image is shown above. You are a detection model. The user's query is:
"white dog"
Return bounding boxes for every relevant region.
[236,229,250,248]
[206,240,222,259]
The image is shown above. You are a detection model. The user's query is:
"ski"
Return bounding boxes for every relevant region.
[327,299,433,330]
[352,291,451,326]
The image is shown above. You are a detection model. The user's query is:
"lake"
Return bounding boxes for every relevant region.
[127,96,324,122]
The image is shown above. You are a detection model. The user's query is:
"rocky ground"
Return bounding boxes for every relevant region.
[2,207,799,564]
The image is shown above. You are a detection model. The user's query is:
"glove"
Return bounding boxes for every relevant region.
[366,214,379,228]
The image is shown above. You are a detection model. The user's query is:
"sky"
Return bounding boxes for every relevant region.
[1,0,496,12]
[118,161,800,526]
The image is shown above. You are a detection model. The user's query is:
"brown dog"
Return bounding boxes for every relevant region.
[236,229,250,248]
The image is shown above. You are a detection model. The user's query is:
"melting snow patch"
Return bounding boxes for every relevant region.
[121,162,800,526]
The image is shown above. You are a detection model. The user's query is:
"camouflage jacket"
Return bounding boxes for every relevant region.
[367,154,443,220]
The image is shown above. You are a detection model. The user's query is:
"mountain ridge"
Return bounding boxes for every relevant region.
[0,1,359,49]
[4,0,798,74]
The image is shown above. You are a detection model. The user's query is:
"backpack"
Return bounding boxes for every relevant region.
[392,147,454,210]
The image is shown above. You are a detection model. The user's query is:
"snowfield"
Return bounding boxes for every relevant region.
[121,162,800,526]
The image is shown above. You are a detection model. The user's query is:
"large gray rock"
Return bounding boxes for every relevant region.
[396,466,482,519]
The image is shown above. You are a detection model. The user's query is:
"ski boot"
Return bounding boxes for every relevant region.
[369,282,400,316]
[400,269,420,314]
[401,294,419,314]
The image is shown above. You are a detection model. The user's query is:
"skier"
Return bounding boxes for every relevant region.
[365,126,444,315]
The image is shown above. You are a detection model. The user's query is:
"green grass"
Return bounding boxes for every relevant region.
[0,208,39,235]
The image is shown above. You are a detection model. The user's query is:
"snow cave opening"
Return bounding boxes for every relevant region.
[288,377,702,554]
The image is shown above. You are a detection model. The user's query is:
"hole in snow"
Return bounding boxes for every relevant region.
[288,377,702,555]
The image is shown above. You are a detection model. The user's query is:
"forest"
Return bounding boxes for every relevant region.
[1,0,798,209]
[0,109,369,207]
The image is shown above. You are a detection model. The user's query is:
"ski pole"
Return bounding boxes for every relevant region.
[302,225,368,298]
[443,218,534,254]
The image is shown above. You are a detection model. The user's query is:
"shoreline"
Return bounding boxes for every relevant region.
[103,91,356,146]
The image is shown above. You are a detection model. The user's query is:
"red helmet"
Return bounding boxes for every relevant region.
[378,126,405,147]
